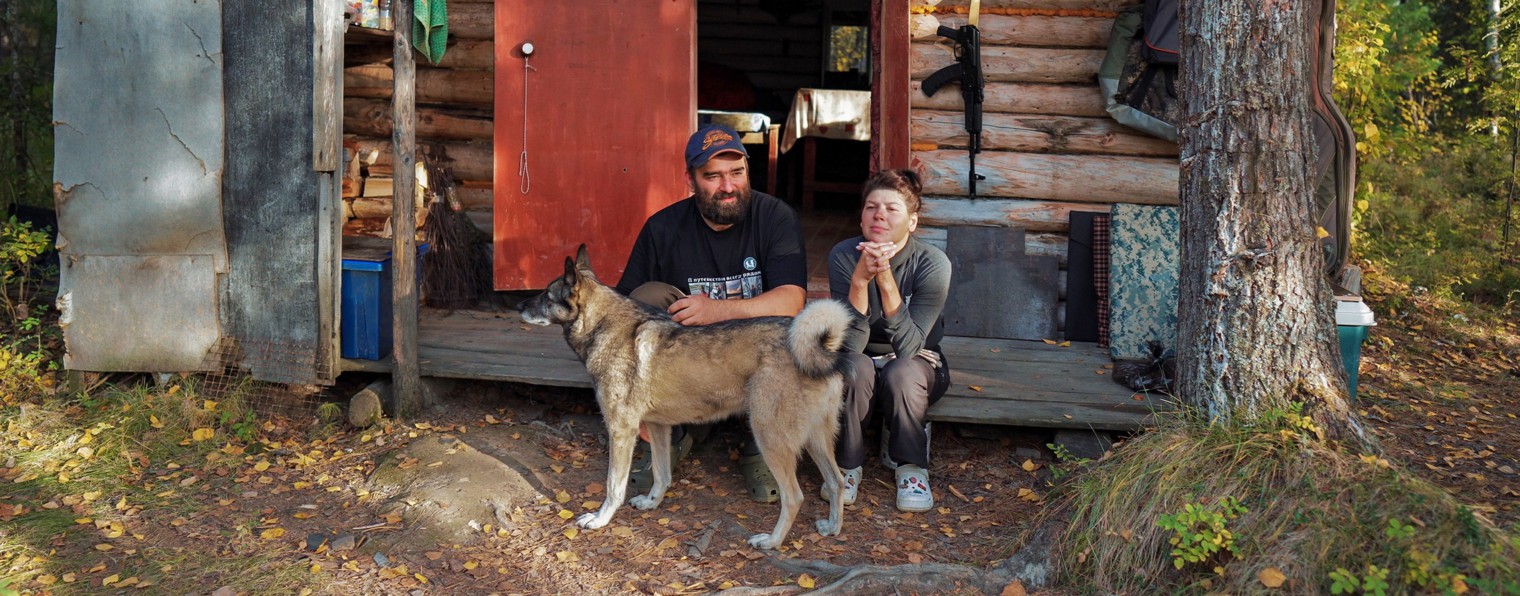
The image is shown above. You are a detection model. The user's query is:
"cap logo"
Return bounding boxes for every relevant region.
[702,130,735,150]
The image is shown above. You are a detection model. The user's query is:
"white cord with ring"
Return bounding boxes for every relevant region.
[519,42,537,194]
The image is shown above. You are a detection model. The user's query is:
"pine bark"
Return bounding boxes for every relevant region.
[1176,1,1377,451]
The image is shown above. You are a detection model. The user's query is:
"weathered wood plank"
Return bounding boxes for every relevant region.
[911,13,1112,48]
[223,0,325,383]
[313,0,342,171]
[391,0,421,417]
[912,110,1179,157]
[913,149,1179,204]
[911,43,1103,84]
[919,197,1108,232]
[912,80,1106,117]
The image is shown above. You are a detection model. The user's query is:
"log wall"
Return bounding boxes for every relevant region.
[908,0,1179,337]
[343,0,495,237]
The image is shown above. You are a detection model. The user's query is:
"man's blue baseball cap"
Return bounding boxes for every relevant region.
[685,124,749,170]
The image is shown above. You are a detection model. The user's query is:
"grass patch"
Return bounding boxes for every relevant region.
[1049,405,1520,594]
[0,378,329,595]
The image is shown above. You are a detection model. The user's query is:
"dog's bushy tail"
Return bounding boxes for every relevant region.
[788,299,852,378]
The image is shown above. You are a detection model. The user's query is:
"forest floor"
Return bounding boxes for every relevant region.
[1,264,1515,595]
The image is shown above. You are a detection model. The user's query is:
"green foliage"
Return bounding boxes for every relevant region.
[1331,564,1392,595]
[1045,442,1091,480]
[0,215,54,321]
[1156,496,1247,569]
[1356,138,1520,305]
[0,0,58,210]
[1051,409,1520,594]
[1386,518,1417,540]
[1335,0,1444,158]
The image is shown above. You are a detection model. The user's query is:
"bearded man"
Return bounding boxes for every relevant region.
[613,123,808,504]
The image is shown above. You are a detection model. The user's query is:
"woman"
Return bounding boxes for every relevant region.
[825,168,952,512]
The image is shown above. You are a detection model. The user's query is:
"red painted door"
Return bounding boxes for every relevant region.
[494,1,696,289]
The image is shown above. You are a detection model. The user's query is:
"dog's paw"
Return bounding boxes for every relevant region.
[628,494,662,510]
[747,533,781,550]
[814,519,840,536]
[575,513,609,529]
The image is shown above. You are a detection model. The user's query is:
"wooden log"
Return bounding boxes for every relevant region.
[911,43,1103,84]
[447,2,493,40]
[346,39,494,70]
[456,186,492,212]
[350,136,492,182]
[912,0,1140,11]
[466,210,492,236]
[344,216,388,238]
[912,110,1178,157]
[912,80,1107,117]
[345,98,494,141]
[345,65,493,108]
[440,141,493,183]
[392,0,421,419]
[910,13,1112,48]
[920,197,1109,232]
[348,195,427,220]
[435,40,494,70]
[913,149,1179,204]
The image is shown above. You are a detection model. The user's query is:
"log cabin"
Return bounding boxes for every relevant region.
[53,0,1186,430]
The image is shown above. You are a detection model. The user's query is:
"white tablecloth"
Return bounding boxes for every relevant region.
[779,88,872,154]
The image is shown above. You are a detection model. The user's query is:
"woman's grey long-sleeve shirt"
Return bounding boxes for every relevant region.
[827,234,952,357]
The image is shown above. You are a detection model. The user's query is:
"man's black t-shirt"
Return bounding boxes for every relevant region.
[615,191,807,299]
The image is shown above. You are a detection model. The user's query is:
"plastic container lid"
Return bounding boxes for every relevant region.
[1335,298,1376,327]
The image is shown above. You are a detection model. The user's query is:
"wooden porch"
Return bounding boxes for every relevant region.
[342,308,1168,431]
[344,210,1170,431]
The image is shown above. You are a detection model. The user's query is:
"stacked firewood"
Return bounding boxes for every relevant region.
[340,137,429,239]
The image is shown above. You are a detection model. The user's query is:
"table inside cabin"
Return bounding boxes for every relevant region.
[781,88,871,213]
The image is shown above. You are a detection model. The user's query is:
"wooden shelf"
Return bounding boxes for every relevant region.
[346,24,394,42]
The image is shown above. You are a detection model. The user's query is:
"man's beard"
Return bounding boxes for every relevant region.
[696,186,751,225]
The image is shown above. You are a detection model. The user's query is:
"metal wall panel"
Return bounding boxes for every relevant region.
[53,0,227,372]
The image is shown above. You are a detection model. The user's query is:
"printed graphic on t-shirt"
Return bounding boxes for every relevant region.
[688,272,764,300]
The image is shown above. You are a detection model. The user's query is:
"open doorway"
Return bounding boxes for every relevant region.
[695,0,872,297]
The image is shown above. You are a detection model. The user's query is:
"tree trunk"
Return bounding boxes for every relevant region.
[1176,0,1377,451]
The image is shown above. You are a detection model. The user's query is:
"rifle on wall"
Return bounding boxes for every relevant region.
[920,1,985,198]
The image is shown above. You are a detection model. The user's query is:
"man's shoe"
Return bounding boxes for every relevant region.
[627,432,694,493]
[895,464,934,512]
[821,466,861,505]
[738,452,780,503]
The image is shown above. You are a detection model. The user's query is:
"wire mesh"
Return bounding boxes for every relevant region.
[194,337,330,419]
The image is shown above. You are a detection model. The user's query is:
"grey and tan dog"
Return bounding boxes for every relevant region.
[519,245,851,549]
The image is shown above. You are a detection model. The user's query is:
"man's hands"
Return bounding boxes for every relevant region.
[669,293,729,326]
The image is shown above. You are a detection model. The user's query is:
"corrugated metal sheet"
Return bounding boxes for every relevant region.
[53,0,227,372]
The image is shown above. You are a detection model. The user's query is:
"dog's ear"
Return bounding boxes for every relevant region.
[574,244,592,272]
[561,255,577,285]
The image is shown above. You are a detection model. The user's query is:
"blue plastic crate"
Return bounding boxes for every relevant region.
[340,242,429,360]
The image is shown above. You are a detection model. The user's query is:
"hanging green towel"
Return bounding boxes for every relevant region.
[413,0,448,65]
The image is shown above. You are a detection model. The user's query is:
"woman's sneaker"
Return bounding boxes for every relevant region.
[895,465,934,512]
[821,466,862,505]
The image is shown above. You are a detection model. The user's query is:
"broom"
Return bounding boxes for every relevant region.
[420,156,489,309]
